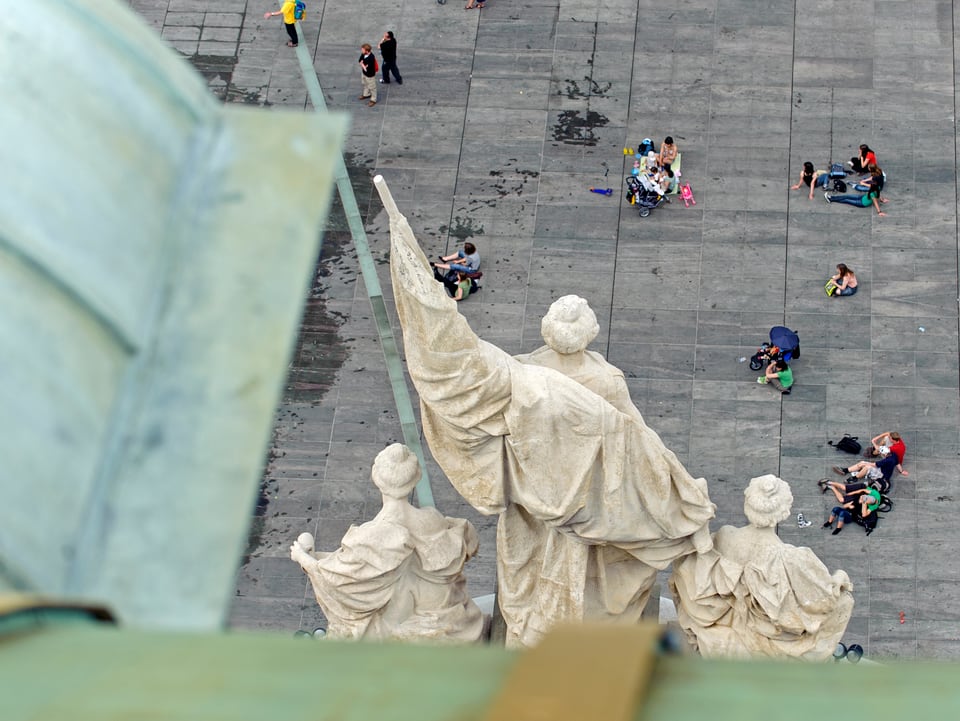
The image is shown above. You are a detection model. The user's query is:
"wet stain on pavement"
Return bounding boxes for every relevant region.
[240,154,377,572]
[561,76,612,100]
[186,54,238,102]
[439,215,485,242]
[552,109,609,146]
[487,166,540,197]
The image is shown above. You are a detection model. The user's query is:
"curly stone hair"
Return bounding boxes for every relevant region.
[743,474,793,528]
[540,295,600,355]
[371,443,420,498]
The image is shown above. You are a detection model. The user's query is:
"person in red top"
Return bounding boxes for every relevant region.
[867,431,908,476]
[849,144,877,173]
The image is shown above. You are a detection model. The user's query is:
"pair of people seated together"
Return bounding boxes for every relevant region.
[832,449,898,491]
[830,430,908,486]
[431,242,480,302]
[819,479,882,536]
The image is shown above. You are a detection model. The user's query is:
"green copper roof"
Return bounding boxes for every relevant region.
[0,0,347,629]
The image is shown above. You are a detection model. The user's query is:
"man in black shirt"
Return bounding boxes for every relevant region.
[358,43,377,106]
[378,31,403,85]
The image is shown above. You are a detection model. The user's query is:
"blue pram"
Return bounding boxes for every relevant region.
[749,326,800,371]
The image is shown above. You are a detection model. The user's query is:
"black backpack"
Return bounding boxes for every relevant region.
[828,435,862,454]
[636,138,655,158]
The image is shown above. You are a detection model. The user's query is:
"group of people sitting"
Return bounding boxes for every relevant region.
[632,136,681,196]
[818,432,908,536]
[430,241,481,301]
[791,144,888,216]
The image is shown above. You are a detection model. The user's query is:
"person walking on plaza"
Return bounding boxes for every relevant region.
[358,44,378,106]
[264,1,298,48]
[379,31,403,85]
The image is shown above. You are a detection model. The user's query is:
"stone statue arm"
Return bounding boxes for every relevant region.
[446,516,480,559]
[375,176,714,552]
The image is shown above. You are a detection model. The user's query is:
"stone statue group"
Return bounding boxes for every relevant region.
[289,178,853,661]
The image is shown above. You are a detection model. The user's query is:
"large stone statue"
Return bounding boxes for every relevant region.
[503,295,698,642]
[290,443,484,642]
[670,475,854,660]
[374,176,715,647]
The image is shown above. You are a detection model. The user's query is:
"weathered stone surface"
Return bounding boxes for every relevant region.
[671,475,854,660]
[378,177,714,647]
[291,444,484,642]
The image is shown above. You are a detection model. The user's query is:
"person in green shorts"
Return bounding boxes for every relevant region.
[758,359,793,395]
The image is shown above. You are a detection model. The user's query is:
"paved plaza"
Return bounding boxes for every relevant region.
[130,0,960,658]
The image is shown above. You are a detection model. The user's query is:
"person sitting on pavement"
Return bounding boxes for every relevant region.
[865,431,908,476]
[820,482,879,536]
[853,164,886,193]
[833,449,898,492]
[451,271,472,301]
[434,269,473,301]
[791,161,829,200]
[658,136,679,170]
[822,502,853,536]
[758,358,793,395]
[659,167,679,195]
[433,242,480,274]
[849,144,878,173]
[825,263,858,297]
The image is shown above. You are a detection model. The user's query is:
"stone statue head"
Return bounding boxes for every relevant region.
[541,295,600,355]
[371,443,420,499]
[743,474,793,528]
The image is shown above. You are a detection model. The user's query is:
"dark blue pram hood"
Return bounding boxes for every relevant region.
[770,326,799,355]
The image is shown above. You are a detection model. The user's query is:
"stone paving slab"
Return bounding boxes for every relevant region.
[128,0,960,660]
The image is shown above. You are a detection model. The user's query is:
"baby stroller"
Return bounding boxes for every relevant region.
[748,326,800,371]
[624,176,667,218]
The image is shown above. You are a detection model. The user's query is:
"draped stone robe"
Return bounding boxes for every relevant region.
[382,181,715,646]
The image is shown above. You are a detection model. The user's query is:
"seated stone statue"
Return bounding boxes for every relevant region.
[670,475,854,660]
[290,443,484,643]
[505,295,713,644]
